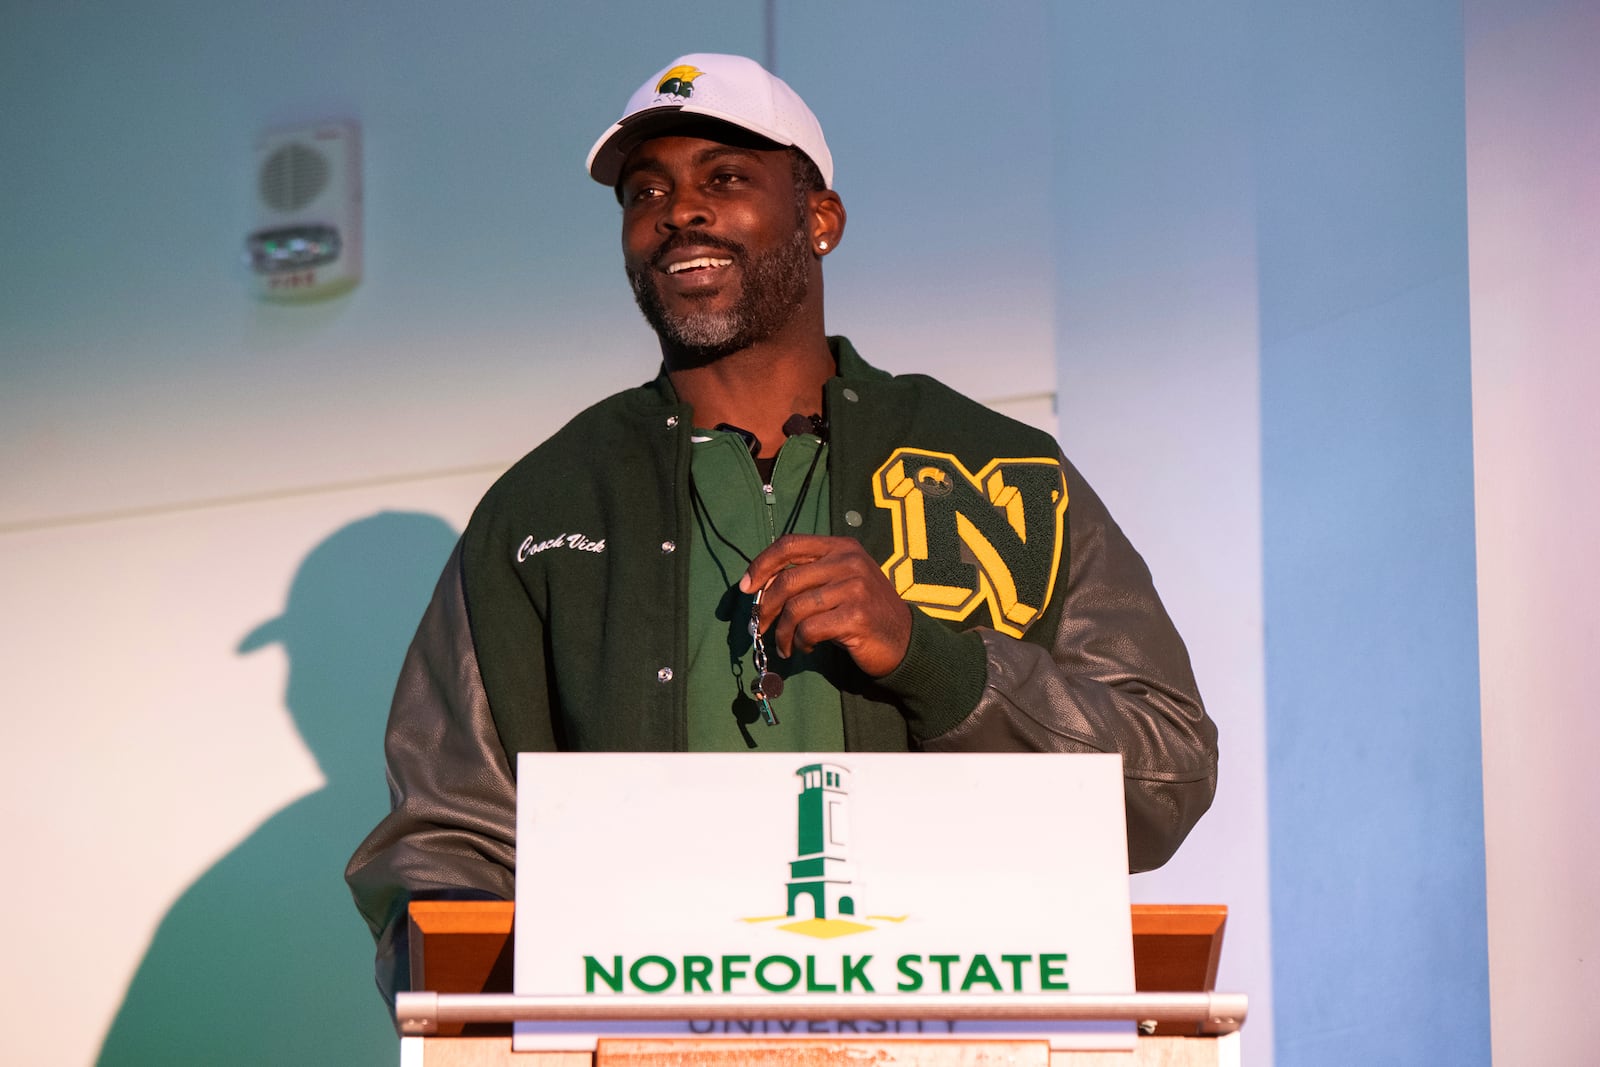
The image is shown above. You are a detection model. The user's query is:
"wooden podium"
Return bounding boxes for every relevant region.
[397,902,1242,1066]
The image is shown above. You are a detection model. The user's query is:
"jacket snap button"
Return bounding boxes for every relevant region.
[842,388,859,403]
[666,415,679,428]
[844,510,863,527]
[657,667,674,682]
[661,541,676,554]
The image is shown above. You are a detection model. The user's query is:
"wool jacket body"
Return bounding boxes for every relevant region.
[347,338,1218,1004]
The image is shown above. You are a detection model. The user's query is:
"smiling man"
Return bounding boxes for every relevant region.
[347,54,1218,1004]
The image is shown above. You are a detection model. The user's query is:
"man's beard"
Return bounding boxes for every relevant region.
[628,225,812,360]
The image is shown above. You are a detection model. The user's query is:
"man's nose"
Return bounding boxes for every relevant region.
[660,186,713,232]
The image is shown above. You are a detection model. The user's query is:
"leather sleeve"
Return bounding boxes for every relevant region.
[918,458,1219,872]
[344,542,518,1005]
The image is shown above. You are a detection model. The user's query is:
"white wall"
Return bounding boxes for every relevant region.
[0,5,1102,1064]
[7,487,482,1066]
[1465,2,1600,1061]
[0,2,763,533]
[0,6,773,1064]
[21,3,1556,1065]
[14,2,1555,1063]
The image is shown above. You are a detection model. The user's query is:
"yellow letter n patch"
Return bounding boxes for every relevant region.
[871,449,1069,638]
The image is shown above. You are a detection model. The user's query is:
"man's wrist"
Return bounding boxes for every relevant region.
[873,609,987,741]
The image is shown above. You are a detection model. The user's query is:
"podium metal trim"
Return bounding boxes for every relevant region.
[396,990,1248,1036]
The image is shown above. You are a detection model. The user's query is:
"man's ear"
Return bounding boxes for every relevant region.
[809,190,847,255]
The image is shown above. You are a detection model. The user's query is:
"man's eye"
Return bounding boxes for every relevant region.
[710,171,746,186]
[627,186,665,203]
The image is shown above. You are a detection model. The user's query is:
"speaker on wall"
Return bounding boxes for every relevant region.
[246,121,361,301]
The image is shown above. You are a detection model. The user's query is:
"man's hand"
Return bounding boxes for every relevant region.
[739,534,912,678]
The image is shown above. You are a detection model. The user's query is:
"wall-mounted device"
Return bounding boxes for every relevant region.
[247,121,361,300]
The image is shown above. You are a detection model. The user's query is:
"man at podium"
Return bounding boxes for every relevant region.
[347,53,1218,1004]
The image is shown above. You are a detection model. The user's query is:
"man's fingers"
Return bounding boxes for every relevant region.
[750,546,857,636]
[738,534,834,593]
[736,534,912,677]
[769,584,843,656]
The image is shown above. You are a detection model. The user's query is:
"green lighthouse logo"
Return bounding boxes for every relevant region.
[743,763,905,939]
[788,763,856,921]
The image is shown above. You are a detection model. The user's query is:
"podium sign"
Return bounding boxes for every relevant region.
[513,752,1135,1051]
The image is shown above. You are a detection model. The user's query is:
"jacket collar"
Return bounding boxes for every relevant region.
[641,335,887,409]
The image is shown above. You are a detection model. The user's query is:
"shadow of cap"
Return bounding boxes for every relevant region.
[236,510,458,655]
[237,615,284,654]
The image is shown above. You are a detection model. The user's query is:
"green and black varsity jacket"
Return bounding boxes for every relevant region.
[347,338,1218,1003]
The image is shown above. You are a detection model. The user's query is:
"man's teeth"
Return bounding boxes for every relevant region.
[665,256,733,274]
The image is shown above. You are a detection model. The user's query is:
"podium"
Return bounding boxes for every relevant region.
[396,901,1243,1066]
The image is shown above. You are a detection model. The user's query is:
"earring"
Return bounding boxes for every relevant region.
[818,240,829,251]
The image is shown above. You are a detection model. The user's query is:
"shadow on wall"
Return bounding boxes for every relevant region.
[97,511,459,1067]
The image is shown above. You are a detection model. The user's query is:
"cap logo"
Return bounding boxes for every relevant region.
[654,65,705,101]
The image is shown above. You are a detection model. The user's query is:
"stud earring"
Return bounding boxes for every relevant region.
[818,240,829,251]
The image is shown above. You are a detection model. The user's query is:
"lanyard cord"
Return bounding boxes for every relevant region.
[688,436,826,566]
[686,436,826,729]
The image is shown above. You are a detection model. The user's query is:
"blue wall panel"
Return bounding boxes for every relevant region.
[1253,3,1489,1063]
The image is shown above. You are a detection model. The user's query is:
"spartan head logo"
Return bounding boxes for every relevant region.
[655,64,705,100]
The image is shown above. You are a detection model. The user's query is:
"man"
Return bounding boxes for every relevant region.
[347,53,1217,1004]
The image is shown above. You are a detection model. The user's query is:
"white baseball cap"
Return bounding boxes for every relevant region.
[586,53,834,189]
